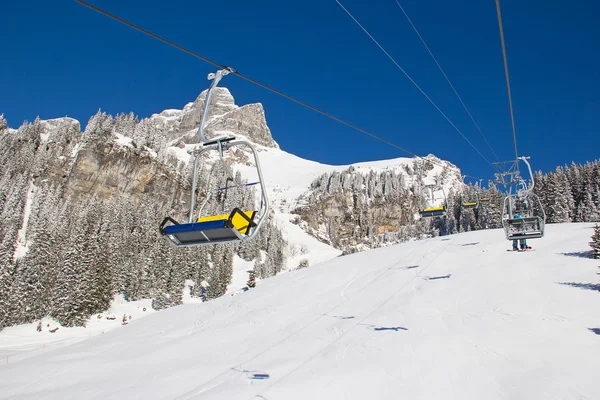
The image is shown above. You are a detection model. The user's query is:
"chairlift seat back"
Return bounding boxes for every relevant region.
[196,210,256,235]
[504,216,544,240]
[462,201,477,209]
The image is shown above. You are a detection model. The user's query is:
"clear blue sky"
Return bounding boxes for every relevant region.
[2,0,599,183]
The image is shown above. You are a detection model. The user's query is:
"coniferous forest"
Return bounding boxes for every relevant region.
[0,114,287,331]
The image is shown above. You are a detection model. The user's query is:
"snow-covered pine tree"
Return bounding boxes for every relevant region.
[590,224,600,259]
[544,167,573,223]
[576,163,600,222]
[50,204,94,327]
[247,270,256,288]
[84,110,113,142]
[85,199,114,315]
[0,226,19,329]
[0,114,7,132]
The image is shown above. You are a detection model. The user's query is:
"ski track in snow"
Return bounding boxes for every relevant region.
[1,223,600,399]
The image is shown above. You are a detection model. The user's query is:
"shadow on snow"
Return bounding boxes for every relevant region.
[558,282,600,291]
[365,325,408,332]
[559,251,594,259]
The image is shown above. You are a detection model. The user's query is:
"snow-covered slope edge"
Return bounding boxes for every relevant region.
[1,223,599,400]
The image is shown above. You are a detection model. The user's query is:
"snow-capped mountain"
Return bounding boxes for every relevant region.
[27,86,462,258]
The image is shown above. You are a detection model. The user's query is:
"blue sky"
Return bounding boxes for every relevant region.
[2,0,599,183]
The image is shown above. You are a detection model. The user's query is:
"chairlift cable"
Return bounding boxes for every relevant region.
[394,0,501,163]
[74,1,421,160]
[74,0,488,176]
[495,0,520,163]
[335,0,495,171]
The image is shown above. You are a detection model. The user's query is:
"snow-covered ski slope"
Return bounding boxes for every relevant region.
[2,223,600,400]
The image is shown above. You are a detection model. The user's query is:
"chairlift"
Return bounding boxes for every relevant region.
[419,183,447,218]
[460,176,479,210]
[500,157,545,241]
[461,201,478,210]
[159,69,269,246]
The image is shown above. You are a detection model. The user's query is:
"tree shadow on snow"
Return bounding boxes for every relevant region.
[462,242,480,246]
[321,314,355,320]
[232,368,270,380]
[426,274,451,280]
[589,328,600,335]
[368,326,408,332]
[389,265,419,270]
[559,251,594,259]
[558,282,600,291]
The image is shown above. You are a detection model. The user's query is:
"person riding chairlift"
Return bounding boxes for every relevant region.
[512,213,532,251]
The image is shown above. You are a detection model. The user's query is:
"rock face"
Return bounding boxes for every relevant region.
[153,87,278,149]
[179,88,238,133]
[205,103,278,149]
[65,139,187,206]
[291,157,463,253]
[2,85,279,220]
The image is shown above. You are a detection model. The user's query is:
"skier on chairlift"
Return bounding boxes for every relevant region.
[511,213,531,251]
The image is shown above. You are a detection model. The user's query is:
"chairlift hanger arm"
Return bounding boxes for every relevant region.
[518,156,535,192]
[196,69,231,144]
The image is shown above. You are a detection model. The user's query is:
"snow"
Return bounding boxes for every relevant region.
[236,146,426,213]
[113,132,134,148]
[0,295,155,364]
[155,109,184,119]
[182,280,204,304]
[227,256,255,295]
[2,223,599,399]
[13,182,36,260]
[167,144,193,166]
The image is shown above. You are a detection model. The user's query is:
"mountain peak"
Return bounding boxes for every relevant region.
[151,87,279,149]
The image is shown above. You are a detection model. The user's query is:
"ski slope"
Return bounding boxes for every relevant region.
[2,223,600,399]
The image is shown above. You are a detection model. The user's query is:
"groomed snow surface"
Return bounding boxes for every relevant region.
[2,223,600,399]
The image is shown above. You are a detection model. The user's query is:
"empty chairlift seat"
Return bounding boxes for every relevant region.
[462,201,478,209]
[160,208,257,246]
[419,206,446,217]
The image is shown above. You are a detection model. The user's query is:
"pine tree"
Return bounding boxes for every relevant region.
[0,226,18,329]
[50,206,93,327]
[590,224,600,259]
[0,114,7,132]
[247,271,256,288]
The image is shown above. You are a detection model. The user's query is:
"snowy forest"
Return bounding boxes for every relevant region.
[0,114,287,331]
